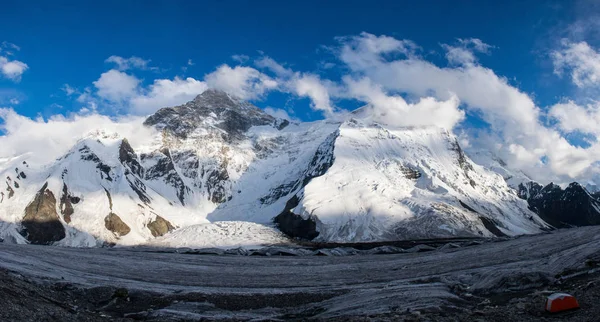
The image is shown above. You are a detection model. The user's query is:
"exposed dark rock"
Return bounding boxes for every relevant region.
[206,167,230,204]
[104,188,113,211]
[15,168,26,180]
[479,216,508,237]
[400,166,421,180]
[143,148,189,205]
[96,163,112,181]
[274,195,319,240]
[104,213,130,237]
[5,182,14,199]
[451,138,476,187]
[459,200,508,237]
[144,89,276,140]
[518,181,600,228]
[274,131,338,240]
[119,138,144,177]
[21,182,66,244]
[147,215,175,237]
[60,183,74,224]
[126,176,151,205]
[277,119,290,130]
[79,146,101,162]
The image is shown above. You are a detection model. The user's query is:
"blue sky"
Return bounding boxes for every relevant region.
[2,0,600,183]
[0,0,585,118]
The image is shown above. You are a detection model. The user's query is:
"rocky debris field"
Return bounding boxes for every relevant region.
[0,226,599,321]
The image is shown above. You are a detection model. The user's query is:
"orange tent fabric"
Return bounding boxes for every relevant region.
[545,293,579,313]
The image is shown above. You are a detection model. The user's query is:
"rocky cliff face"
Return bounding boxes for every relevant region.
[0,89,552,246]
[518,181,600,228]
[21,183,66,244]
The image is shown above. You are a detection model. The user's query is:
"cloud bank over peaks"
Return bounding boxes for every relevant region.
[6,32,600,185]
[0,108,153,166]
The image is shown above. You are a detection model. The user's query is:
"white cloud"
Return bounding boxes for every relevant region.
[255,56,293,77]
[232,54,250,64]
[293,74,335,116]
[205,65,278,100]
[93,69,140,102]
[254,56,338,116]
[9,98,19,105]
[0,108,154,166]
[457,38,494,53]
[187,59,194,66]
[441,38,493,66]
[0,56,28,81]
[1,41,21,52]
[41,32,600,184]
[335,32,592,181]
[552,40,600,87]
[62,84,76,96]
[105,55,151,71]
[344,76,463,129]
[442,45,477,65]
[264,107,298,121]
[130,77,208,114]
[549,100,600,135]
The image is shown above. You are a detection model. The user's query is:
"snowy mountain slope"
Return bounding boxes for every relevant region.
[276,119,548,242]
[468,150,534,189]
[0,89,550,246]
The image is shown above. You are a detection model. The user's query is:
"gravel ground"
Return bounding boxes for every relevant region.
[0,226,599,320]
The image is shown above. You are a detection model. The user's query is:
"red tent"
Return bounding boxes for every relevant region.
[545,293,579,313]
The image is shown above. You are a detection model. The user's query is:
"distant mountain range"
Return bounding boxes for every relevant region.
[1,89,596,247]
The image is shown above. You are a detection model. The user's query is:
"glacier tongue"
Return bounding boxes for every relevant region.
[0,90,549,246]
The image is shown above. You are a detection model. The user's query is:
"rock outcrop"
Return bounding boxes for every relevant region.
[147,215,175,237]
[21,183,66,244]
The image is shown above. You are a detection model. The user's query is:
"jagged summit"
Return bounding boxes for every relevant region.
[191,88,248,109]
[144,88,278,139]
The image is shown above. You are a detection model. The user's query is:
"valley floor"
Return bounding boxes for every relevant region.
[1,226,600,321]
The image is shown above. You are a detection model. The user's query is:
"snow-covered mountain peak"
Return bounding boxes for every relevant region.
[0,92,551,247]
[144,88,282,140]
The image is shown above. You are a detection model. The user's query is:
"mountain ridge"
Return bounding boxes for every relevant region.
[0,89,560,246]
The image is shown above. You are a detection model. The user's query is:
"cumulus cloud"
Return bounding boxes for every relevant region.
[0,56,28,81]
[105,55,152,71]
[130,77,207,114]
[549,100,600,135]
[205,65,278,100]
[552,40,600,87]
[293,74,336,116]
[0,109,154,166]
[344,77,463,129]
[93,69,140,102]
